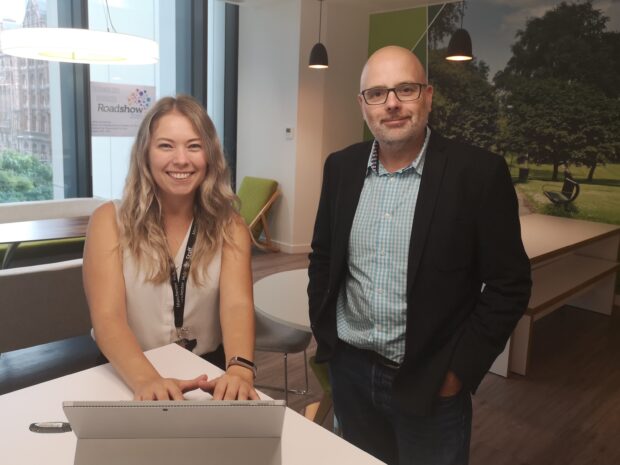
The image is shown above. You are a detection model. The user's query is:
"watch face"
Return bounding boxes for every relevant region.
[235,356,255,367]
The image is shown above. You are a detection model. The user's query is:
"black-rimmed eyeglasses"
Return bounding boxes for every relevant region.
[360,83,428,105]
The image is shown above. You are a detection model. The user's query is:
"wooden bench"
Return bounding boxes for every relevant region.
[0,198,104,268]
[0,259,91,354]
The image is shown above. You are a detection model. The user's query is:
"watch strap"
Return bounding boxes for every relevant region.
[227,356,257,379]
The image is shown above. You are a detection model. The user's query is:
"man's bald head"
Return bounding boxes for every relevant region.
[360,46,427,92]
[357,45,433,156]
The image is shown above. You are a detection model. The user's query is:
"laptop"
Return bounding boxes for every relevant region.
[63,400,286,465]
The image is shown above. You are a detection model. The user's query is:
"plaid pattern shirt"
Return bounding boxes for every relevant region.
[336,128,430,364]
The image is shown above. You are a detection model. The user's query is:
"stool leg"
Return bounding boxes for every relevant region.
[254,350,311,397]
[284,352,289,405]
[303,349,309,393]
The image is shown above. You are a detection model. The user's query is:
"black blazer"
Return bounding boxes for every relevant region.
[308,131,532,415]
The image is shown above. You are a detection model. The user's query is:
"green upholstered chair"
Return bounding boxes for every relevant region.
[0,238,86,269]
[308,355,333,427]
[237,176,280,252]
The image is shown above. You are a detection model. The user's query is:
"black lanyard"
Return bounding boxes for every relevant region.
[169,221,198,329]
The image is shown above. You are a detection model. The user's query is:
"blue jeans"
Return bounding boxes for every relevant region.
[329,341,472,465]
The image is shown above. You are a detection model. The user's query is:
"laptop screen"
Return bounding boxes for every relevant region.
[63,400,286,440]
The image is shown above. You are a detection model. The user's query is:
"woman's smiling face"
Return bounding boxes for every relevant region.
[148,110,207,203]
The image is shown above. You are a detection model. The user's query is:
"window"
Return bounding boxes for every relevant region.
[88,0,178,199]
[0,0,237,204]
[0,0,66,202]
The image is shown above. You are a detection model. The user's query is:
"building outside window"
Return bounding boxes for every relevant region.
[0,0,55,203]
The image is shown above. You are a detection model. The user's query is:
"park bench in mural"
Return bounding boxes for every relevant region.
[542,175,580,206]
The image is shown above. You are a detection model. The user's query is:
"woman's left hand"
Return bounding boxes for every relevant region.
[198,366,259,400]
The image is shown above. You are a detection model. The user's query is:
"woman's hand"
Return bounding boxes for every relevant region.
[133,374,210,400]
[199,366,259,400]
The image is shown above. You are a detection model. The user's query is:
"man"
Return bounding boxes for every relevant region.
[308,45,531,465]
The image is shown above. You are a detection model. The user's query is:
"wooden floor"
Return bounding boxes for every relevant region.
[2,251,619,464]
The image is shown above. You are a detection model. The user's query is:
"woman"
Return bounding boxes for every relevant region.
[83,95,258,401]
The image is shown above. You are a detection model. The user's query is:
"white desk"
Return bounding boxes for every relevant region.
[253,215,620,379]
[490,214,620,376]
[254,268,311,332]
[0,344,383,465]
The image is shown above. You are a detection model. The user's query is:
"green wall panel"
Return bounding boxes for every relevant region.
[364,6,428,140]
[368,7,428,67]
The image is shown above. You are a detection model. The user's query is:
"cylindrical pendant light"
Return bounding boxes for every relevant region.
[446,28,472,61]
[0,28,159,65]
[0,0,158,65]
[309,0,328,69]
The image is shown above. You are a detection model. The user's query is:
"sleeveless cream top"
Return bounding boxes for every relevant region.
[116,203,222,355]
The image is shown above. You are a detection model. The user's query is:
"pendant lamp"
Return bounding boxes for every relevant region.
[0,0,158,65]
[446,1,472,61]
[308,0,328,69]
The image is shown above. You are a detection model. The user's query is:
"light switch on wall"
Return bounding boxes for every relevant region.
[285,127,294,140]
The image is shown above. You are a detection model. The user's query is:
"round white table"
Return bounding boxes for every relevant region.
[253,268,311,333]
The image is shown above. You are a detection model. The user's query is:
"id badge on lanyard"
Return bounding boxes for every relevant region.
[170,221,198,352]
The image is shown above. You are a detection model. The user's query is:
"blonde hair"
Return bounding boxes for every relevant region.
[118,95,238,283]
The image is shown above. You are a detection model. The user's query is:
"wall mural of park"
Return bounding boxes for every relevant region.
[426,0,620,226]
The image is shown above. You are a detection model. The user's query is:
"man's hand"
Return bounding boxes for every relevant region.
[438,370,462,397]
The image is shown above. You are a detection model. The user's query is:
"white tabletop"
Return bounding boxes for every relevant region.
[0,343,382,464]
[520,214,620,263]
[251,216,620,332]
[253,268,311,332]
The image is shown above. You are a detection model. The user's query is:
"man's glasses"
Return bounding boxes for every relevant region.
[360,83,428,105]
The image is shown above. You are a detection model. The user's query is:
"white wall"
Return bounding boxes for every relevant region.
[320,2,369,159]
[237,0,302,250]
[237,0,370,253]
[292,0,326,249]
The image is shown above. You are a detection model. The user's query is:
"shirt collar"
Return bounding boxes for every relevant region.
[367,126,431,176]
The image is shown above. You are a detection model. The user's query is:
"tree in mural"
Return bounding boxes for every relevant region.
[496,1,620,180]
[497,1,620,99]
[0,150,52,203]
[499,76,618,181]
[427,1,499,151]
[427,2,464,49]
[570,87,620,181]
[428,50,499,152]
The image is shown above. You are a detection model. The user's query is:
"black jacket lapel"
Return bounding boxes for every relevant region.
[406,132,449,295]
[330,141,372,287]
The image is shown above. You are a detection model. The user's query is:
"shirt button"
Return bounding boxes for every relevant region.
[379,249,385,256]
[384,212,391,219]
[376,324,382,330]
[377,288,383,294]
[389,177,395,182]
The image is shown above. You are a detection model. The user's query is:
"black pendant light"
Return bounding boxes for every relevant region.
[446,2,473,61]
[309,0,328,69]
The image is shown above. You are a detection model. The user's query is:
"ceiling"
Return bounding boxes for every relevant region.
[223,0,458,13]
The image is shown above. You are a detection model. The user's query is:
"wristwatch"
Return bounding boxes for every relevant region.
[227,356,257,379]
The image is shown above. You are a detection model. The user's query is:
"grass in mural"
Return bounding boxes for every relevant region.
[510,162,620,293]
[509,163,620,225]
